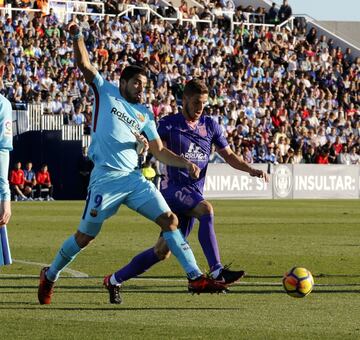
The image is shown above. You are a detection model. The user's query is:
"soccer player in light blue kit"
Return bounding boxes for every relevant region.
[37,24,227,305]
[0,47,13,228]
[106,79,269,299]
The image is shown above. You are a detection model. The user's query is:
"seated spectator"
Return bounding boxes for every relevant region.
[283,147,295,164]
[62,94,75,124]
[337,145,351,165]
[51,93,63,115]
[83,105,93,134]
[72,105,86,125]
[179,0,189,18]
[349,146,360,164]
[35,164,54,201]
[316,148,330,164]
[9,161,27,201]
[304,145,317,164]
[23,161,37,199]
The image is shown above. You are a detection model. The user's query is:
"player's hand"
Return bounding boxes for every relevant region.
[249,168,269,182]
[0,201,11,226]
[186,162,200,179]
[132,131,149,155]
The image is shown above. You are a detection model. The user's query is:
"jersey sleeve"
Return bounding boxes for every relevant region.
[0,96,13,151]
[90,71,105,91]
[142,108,160,141]
[211,118,228,150]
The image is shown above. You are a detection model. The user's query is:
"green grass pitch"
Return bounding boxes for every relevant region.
[0,200,359,339]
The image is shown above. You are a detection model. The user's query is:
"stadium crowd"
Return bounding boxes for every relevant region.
[0,0,359,165]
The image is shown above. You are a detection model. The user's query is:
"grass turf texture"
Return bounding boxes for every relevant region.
[0,200,359,339]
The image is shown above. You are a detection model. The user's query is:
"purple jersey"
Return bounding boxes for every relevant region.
[158,113,228,193]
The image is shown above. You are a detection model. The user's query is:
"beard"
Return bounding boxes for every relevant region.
[123,86,140,104]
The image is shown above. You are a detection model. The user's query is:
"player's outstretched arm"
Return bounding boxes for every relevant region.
[218,146,269,182]
[68,23,97,84]
[149,138,200,179]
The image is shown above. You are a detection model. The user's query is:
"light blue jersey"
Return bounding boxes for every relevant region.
[88,72,159,172]
[78,72,170,235]
[0,94,13,201]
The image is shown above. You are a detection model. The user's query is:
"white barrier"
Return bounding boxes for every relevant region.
[13,104,85,144]
[204,163,360,199]
[62,124,83,141]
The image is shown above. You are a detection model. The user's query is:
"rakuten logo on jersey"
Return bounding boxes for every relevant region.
[182,142,207,161]
[111,107,140,131]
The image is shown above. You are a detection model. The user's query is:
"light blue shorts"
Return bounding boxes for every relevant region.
[78,168,170,237]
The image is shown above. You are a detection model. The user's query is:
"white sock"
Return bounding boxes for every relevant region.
[210,267,222,279]
[110,274,121,286]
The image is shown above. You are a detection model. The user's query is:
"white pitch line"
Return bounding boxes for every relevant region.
[0,273,359,287]
[11,259,89,278]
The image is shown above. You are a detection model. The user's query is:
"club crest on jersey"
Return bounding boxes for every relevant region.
[4,120,12,136]
[198,125,207,137]
[137,113,145,122]
[90,209,98,217]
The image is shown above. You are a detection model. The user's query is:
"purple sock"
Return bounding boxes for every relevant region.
[198,214,222,271]
[114,247,160,284]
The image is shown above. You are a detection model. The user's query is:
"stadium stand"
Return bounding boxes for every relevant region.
[1,0,359,169]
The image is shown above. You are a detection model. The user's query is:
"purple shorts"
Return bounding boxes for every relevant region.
[160,181,204,237]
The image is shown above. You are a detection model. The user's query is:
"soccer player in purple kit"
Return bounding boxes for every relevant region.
[105,79,269,300]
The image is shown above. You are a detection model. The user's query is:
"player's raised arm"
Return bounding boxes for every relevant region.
[218,146,269,182]
[149,138,200,179]
[68,23,97,84]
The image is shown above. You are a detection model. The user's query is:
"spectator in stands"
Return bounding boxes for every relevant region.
[51,93,63,115]
[62,94,75,124]
[349,146,360,164]
[266,2,278,24]
[0,4,357,169]
[71,104,86,125]
[278,0,292,22]
[338,145,351,165]
[23,161,36,199]
[83,104,92,134]
[36,164,54,201]
[179,0,189,18]
[9,161,27,201]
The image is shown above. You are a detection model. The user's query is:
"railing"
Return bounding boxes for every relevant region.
[13,104,89,147]
[6,0,104,21]
[62,124,83,141]
[4,1,265,30]
[42,114,63,130]
[233,15,294,31]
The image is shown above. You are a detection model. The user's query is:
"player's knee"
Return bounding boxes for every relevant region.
[198,201,214,216]
[156,211,178,232]
[75,230,94,248]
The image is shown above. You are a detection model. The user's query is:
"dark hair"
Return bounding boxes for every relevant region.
[120,65,147,82]
[183,78,208,98]
[0,47,6,64]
